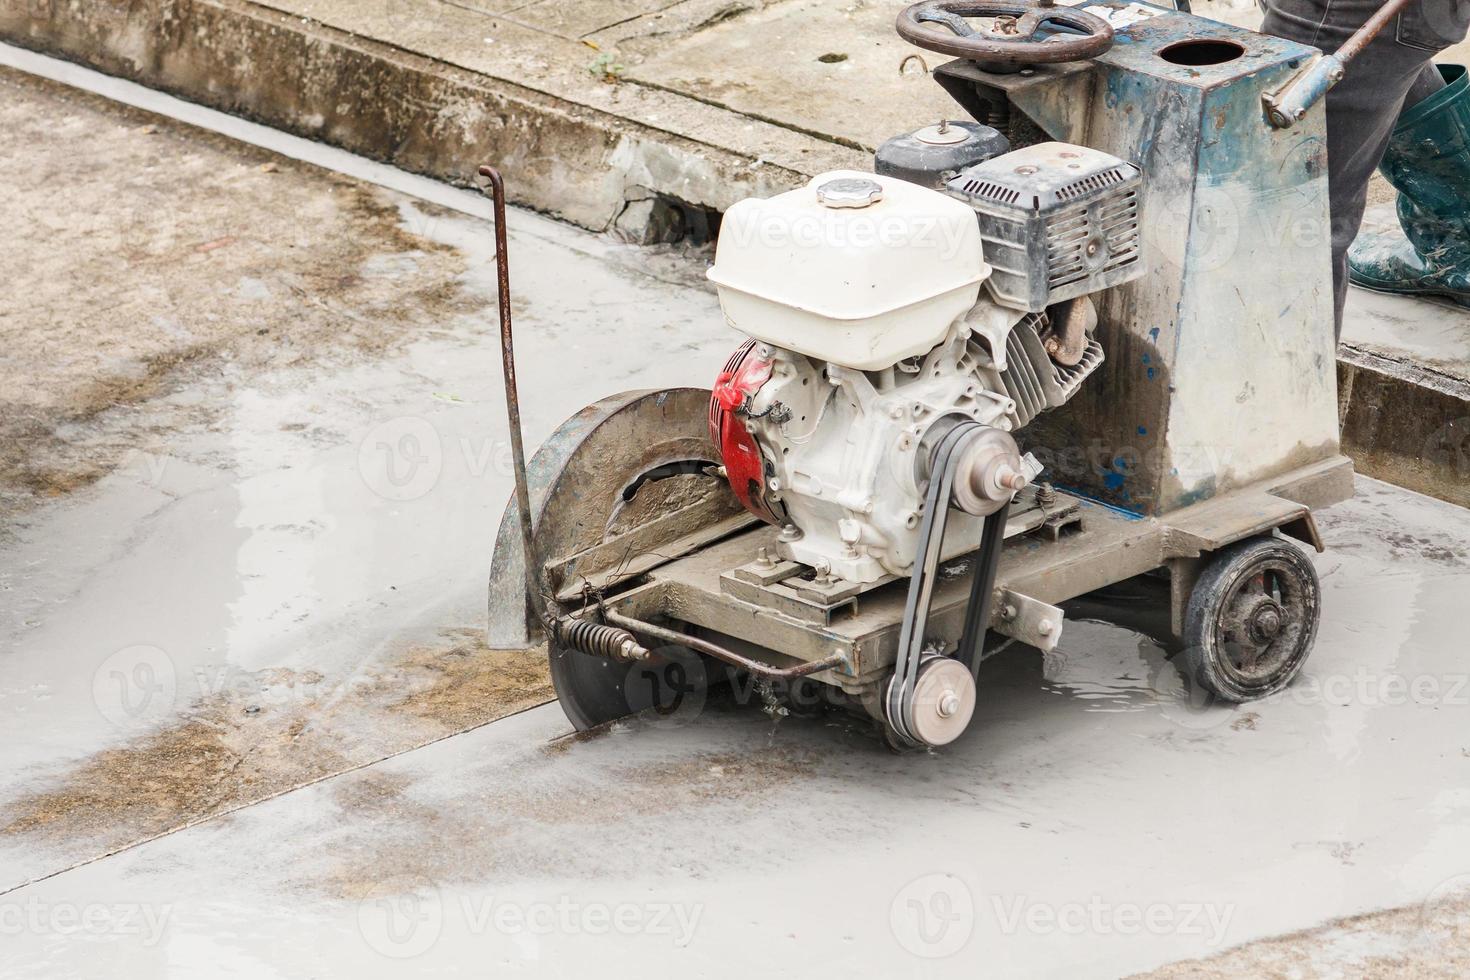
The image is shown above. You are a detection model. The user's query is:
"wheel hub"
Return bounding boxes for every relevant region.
[1248,602,1285,642]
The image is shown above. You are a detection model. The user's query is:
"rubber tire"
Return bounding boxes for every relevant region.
[1178,535,1321,703]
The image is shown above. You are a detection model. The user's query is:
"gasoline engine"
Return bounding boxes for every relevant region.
[708,142,1143,586]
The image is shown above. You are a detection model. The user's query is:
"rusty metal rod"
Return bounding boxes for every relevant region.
[1265,0,1422,127]
[478,165,546,626]
[1335,0,1421,64]
[602,610,850,681]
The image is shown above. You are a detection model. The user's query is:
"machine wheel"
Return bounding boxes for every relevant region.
[1178,535,1320,703]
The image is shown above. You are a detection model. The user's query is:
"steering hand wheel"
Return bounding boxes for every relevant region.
[896,0,1115,66]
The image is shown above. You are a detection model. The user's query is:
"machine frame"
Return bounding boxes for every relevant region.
[479,0,1398,740]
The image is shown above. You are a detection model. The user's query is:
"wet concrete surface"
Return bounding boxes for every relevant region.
[0,64,729,894]
[4,480,1470,978]
[5,52,1470,980]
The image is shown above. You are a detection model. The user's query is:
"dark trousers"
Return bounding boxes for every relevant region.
[1261,0,1470,333]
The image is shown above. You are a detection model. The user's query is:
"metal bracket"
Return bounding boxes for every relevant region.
[994,589,1065,652]
[722,552,866,624]
[1263,55,1344,129]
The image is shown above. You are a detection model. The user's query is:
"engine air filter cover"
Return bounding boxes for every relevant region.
[948,142,1144,313]
[708,170,989,371]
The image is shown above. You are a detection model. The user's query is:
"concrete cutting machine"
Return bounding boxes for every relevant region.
[483,0,1369,747]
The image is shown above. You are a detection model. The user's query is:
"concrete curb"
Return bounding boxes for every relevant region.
[1338,346,1469,508]
[0,0,861,241]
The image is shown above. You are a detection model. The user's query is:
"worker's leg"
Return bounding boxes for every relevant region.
[1406,60,1449,105]
[1348,62,1470,307]
[1261,0,1470,332]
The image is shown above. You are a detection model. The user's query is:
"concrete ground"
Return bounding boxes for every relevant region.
[0,61,723,881]
[5,54,1470,980]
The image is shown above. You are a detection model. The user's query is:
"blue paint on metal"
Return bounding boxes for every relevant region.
[1171,480,1219,508]
[1059,485,1148,519]
[1000,5,1336,515]
[1267,55,1343,129]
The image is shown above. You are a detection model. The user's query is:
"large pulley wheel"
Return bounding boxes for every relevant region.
[1177,536,1321,703]
[896,0,1115,67]
[485,388,747,730]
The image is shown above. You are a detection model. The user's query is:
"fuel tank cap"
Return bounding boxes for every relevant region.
[816,177,884,209]
[911,121,969,145]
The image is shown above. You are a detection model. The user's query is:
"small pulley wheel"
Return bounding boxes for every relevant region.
[885,655,978,747]
[1177,535,1321,703]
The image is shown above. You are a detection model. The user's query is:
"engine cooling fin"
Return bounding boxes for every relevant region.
[996,312,1106,429]
[1001,314,1050,429]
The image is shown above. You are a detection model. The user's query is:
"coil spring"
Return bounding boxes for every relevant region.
[552,618,647,662]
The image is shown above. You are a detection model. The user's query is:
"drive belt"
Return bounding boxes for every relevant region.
[885,422,977,746]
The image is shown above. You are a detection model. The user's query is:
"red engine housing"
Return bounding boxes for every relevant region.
[709,340,786,527]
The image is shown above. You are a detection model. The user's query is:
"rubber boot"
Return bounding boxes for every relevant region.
[1348,64,1470,307]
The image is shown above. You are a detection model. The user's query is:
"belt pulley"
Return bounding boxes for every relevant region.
[884,421,1012,748]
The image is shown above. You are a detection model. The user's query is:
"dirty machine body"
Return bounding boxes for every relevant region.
[487,0,1354,747]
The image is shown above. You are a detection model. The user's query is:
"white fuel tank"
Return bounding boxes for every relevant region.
[707,171,989,371]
